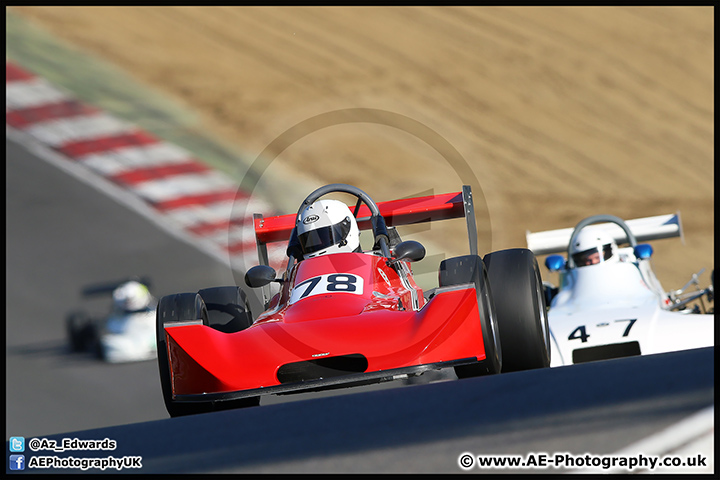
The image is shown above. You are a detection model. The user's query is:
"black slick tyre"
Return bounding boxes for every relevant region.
[198,286,254,333]
[439,255,502,378]
[156,292,260,417]
[483,248,550,372]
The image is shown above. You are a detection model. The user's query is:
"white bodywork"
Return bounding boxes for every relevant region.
[99,309,157,363]
[528,214,714,367]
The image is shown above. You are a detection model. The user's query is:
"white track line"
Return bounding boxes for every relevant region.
[571,405,714,474]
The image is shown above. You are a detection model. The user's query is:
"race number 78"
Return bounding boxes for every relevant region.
[289,274,364,304]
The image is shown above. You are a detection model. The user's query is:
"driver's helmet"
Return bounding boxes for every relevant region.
[296,199,360,259]
[570,229,618,267]
[112,281,154,313]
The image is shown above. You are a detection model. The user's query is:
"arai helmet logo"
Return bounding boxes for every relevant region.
[303,214,320,224]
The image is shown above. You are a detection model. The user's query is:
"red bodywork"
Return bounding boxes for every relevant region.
[163,191,487,400]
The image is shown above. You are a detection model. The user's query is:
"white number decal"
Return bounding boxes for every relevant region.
[289,274,364,304]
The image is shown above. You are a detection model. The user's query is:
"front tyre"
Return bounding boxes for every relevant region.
[484,248,550,372]
[156,293,207,417]
[198,286,254,333]
[439,255,501,378]
[156,292,259,417]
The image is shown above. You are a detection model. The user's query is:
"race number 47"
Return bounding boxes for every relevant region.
[568,318,637,342]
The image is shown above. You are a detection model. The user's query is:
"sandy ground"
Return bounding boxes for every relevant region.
[8,6,714,292]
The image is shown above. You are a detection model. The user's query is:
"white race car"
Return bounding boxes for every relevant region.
[66,278,158,363]
[526,213,714,367]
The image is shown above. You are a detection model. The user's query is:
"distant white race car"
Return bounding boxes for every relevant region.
[526,213,714,367]
[66,278,157,363]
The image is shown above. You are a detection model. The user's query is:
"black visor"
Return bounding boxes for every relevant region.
[572,244,613,266]
[298,217,351,255]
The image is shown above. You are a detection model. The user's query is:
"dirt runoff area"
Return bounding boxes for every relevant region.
[9,6,714,292]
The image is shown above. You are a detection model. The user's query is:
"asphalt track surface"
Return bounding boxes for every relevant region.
[6,135,238,435]
[5,135,714,473]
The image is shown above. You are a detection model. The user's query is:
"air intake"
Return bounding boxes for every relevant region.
[572,341,641,364]
[277,354,368,384]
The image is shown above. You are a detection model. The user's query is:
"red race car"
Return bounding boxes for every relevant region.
[157,184,550,417]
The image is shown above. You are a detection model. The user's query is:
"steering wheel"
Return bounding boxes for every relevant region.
[566,214,638,269]
[293,184,391,258]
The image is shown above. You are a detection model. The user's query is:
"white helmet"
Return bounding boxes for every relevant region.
[570,229,618,267]
[296,199,360,259]
[112,281,154,312]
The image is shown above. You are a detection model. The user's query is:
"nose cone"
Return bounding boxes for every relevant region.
[283,294,370,323]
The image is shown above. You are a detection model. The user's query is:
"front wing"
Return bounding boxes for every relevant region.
[173,358,474,404]
[163,285,487,401]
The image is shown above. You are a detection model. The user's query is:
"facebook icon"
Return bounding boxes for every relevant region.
[9,454,25,471]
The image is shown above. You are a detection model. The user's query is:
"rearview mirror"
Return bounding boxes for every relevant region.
[634,244,653,260]
[244,265,277,288]
[545,255,566,272]
[390,240,426,264]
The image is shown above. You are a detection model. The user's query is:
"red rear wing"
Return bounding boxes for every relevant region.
[253,186,478,265]
[254,191,463,244]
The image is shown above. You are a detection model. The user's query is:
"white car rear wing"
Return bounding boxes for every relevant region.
[526,212,684,256]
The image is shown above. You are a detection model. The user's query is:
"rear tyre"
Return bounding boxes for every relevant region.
[483,248,550,372]
[439,255,502,378]
[66,311,88,352]
[156,292,260,418]
[66,311,98,354]
[88,323,104,361]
